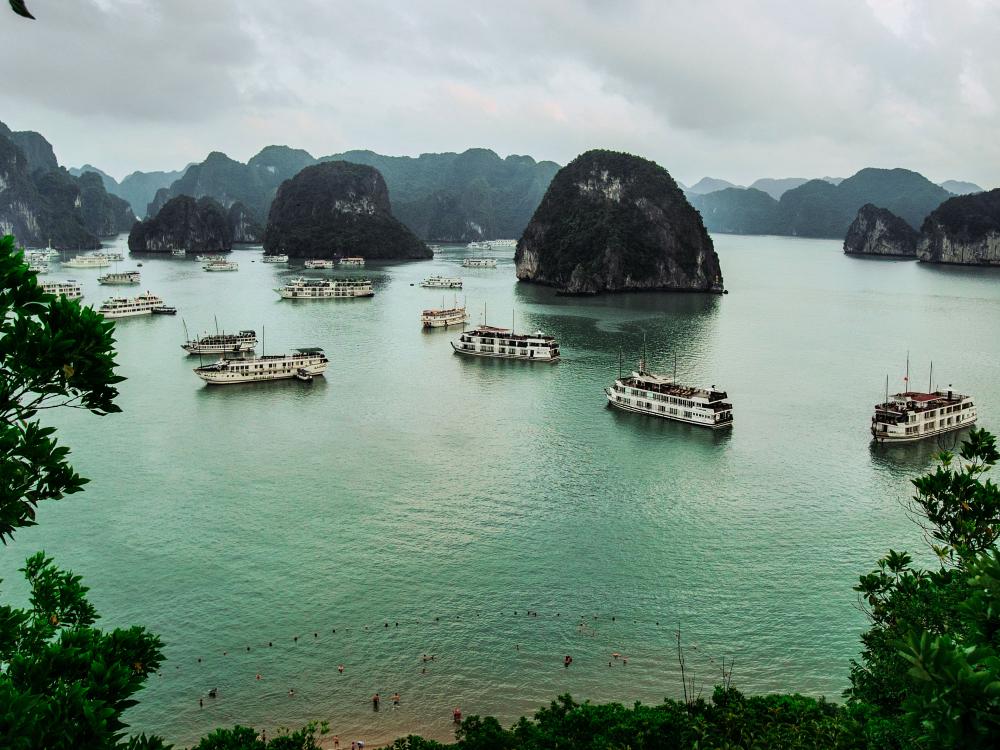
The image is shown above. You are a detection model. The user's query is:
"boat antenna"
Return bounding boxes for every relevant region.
[214,315,219,337]
[928,361,933,393]
[885,374,889,405]
[673,353,677,383]
[904,350,909,392]
[639,332,647,373]
[618,346,623,380]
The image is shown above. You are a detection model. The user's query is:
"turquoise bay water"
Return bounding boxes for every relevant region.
[4,234,1000,745]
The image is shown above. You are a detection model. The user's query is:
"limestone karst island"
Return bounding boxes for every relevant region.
[1,3,998,750]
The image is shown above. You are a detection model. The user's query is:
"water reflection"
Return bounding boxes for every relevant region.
[868,427,971,477]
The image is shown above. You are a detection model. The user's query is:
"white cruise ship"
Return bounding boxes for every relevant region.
[462,257,497,268]
[452,326,560,361]
[304,259,335,269]
[275,277,374,299]
[871,386,976,443]
[64,254,111,269]
[466,241,491,250]
[262,253,289,263]
[182,329,257,355]
[99,271,140,285]
[339,256,365,267]
[490,239,517,247]
[195,254,223,262]
[194,348,329,384]
[421,276,463,289]
[203,259,238,272]
[103,252,124,262]
[97,292,165,319]
[28,261,48,274]
[171,248,186,257]
[41,280,82,299]
[422,305,469,328]
[605,359,734,429]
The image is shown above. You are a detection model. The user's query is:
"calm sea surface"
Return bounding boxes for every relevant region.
[4,234,1000,746]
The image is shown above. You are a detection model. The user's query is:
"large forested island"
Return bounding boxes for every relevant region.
[262,161,430,260]
[127,194,232,254]
[918,188,1000,265]
[515,150,724,295]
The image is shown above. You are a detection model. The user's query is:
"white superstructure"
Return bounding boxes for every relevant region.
[97,292,165,319]
[422,305,469,328]
[203,259,239,272]
[182,329,257,355]
[490,239,516,247]
[871,388,976,443]
[28,261,48,274]
[304,259,335,269]
[605,361,733,429]
[462,257,497,268]
[452,326,560,361]
[339,256,365,267]
[103,252,124,262]
[421,276,463,289]
[195,254,223,262]
[99,271,140,285]
[275,277,374,299]
[466,241,491,250]
[64,254,111,269]
[171,248,186,257]
[194,348,329,384]
[41,280,82,299]
[262,253,289,263]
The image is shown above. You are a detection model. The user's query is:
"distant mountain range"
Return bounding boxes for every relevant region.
[134,146,560,243]
[687,168,962,239]
[70,164,188,218]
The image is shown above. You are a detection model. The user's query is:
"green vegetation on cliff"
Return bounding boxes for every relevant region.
[128,194,231,253]
[263,161,429,260]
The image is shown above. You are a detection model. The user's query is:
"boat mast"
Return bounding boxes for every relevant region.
[905,350,909,391]
[639,333,647,373]
[885,374,889,405]
[673,353,677,383]
[928,361,933,393]
[618,346,623,380]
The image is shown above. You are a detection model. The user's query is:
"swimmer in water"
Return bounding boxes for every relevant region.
[338,664,344,673]
[393,692,400,706]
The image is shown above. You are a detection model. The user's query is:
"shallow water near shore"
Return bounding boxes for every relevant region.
[4,234,1000,746]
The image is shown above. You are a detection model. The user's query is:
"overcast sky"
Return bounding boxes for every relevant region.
[1,0,996,187]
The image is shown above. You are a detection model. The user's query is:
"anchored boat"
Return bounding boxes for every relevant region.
[182,330,257,355]
[421,276,463,289]
[98,292,165,319]
[41,280,82,299]
[452,325,559,361]
[99,271,141,285]
[275,277,374,299]
[194,348,329,385]
[871,361,975,443]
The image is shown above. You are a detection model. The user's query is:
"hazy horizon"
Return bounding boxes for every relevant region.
[1,0,997,189]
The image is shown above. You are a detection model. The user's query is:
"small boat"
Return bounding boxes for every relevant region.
[103,252,125,262]
[171,248,186,257]
[262,253,289,263]
[41,280,83,299]
[422,305,469,328]
[203,259,238,272]
[64,254,111,269]
[462,257,497,268]
[421,276,463,289]
[275,277,374,299]
[871,360,976,443]
[98,293,165,319]
[304,259,335,269]
[452,325,560,361]
[339,256,365,267]
[151,305,177,315]
[182,329,257,355]
[99,271,141,285]
[195,254,223,262]
[295,367,314,382]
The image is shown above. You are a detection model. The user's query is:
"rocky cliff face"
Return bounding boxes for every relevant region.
[263,161,430,259]
[77,171,135,236]
[128,195,231,253]
[227,201,262,243]
[843,204,918,257]
[917,189,1000,266]
[515,150,723,294]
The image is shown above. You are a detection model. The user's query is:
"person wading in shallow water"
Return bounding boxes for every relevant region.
[453,706,462,723]
[372,692,380,710]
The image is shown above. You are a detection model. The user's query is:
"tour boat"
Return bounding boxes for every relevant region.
[103,252,124,262]
[171,248,186,257]
[99,271,141,285]
[203,259,239,272]
[25,250,50,265]
[422,305,469,328]
[605,355,734,429]
[28,262,48,274]
[195,254,223,262]
[44,241,60,259]
[490,239,516,247]
[41,280,82,299]
[339,256,365,267]
[152,305,177,315]
[275,277,374,299]
[304,259,335,269]
[466,241,491,250]
[64,254,111,269]
[421,276,463,289]
[193,348,329,385]
[452,325,560,361]
[262,253,289,263]
[871,364,976,444]
[462,257,497,268]
[98,292,166,319]
[182,329,257,355]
